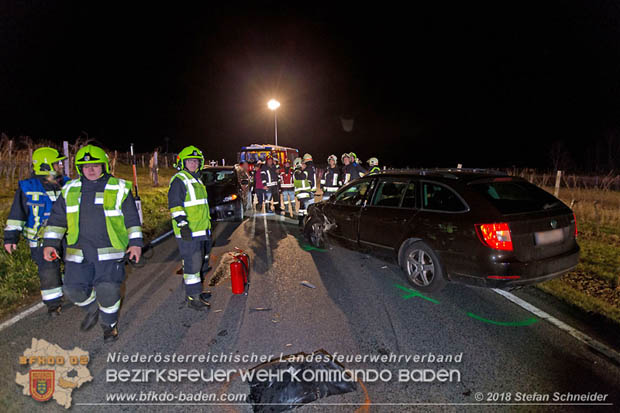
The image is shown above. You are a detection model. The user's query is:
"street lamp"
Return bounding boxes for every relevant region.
[267,99,280,146]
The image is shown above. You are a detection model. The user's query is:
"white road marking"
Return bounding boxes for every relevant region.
[263,213,272,265]
[493,288,620,364]
[0,302,45,332]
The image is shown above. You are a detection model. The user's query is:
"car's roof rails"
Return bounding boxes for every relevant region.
[383,168,506,179]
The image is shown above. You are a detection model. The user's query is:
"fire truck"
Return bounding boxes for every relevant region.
[238,144,299,170]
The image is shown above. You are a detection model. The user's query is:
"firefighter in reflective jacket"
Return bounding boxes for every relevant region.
[43,145,143,343]
[367,157,381,175]
[279,159,296,217]
[321,154,341,200]
[4,147,69,316]
[168,145,213,311]
[293,158,312,226]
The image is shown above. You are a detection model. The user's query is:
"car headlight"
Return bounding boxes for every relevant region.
[222,194,238,203]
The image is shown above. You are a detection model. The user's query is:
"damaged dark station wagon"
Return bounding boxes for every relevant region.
[304,169,580,292]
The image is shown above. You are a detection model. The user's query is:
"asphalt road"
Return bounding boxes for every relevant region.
[1,213,619,412]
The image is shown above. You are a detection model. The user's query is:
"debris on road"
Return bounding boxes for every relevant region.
[381,265,388,269]
[209,252,239,286]
[217,329,228,337]
[300,281,316,289]
[213,309,223,313]
[285,343,292,347]
[248,349,357,412]
[250,307,272,313]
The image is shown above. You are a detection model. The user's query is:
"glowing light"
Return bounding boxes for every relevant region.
[267,99,280,110]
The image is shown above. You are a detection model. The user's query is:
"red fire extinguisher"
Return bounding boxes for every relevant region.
[230,260,245,295]
[230,249,250,294]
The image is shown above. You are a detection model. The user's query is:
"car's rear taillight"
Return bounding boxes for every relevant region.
[572,212,578,238]
[475,223,513,251]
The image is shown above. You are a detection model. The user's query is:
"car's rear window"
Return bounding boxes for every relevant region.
[470,180,564,214]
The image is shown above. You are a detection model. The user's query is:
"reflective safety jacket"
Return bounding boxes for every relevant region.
[279,167,294,189]
[294,169,312,199]
[43,174,143,263]
[168,170,211,239]
[304,162,317,192]
[368,166,381,175]
[4,175,68,247]
[321,167,341,193]
[260,164,279,188]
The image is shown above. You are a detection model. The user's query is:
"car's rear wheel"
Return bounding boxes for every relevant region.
[403,242,446,292]
[305,217,325,249]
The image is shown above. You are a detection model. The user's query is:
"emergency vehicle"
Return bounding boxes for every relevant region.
[238,144,299,169]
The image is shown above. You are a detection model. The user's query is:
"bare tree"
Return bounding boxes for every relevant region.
[549,140,573,171]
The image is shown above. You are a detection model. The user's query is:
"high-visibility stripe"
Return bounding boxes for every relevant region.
[171,210,186,218]
[192,230,206,237]
[104,210,123,217]
[184,199,208,207]
[127,226,142,239]
[99,299,121,314]
[44,226,66,239]
[97,247,125,261]
[65,247,84,263]
[5,219,25,231]
[41,287,63,301]
[66,205,79,213]
[183,272,201,285]
[75,290,96,307]
[94,192,104,205]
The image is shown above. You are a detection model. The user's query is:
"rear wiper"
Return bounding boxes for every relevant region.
[542,202,561,210]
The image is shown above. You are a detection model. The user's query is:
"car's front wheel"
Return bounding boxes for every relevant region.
[304,216,326,249]
[402,241,446,293]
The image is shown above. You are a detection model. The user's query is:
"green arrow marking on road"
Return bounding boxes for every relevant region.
[394,284,440,304]
[466,312,538,326]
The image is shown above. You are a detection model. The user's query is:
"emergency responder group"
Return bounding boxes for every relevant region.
[240,151,380,225]
[3,144,379,342]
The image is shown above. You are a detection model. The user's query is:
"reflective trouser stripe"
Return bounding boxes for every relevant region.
[75,290,97,307]
[183,272,201,285]
[99,299,121,314]
[41,287,63,301]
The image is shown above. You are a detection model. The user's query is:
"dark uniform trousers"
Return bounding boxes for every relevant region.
[30,244,64,308]
[63,259,125,327]
[176,238,211,296]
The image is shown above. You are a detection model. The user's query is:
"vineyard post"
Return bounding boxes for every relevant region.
[152,150,159,186]
[63,141,71,177]
[554,170,562,197]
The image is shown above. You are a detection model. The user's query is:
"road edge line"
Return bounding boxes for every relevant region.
[492,288,620,365]
[0,302,45,333]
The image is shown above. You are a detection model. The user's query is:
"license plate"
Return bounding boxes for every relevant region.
[534,228,564,245]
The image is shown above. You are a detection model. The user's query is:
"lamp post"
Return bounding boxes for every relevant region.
[267,99,280,146]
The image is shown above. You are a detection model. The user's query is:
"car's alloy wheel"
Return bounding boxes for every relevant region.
[406,249,436,287]
[310,221,324,248]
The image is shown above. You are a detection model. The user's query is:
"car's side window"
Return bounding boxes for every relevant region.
[334,181,371,206]
[371,181,409,207]
[401,182,417,209]
[422,182,467,212]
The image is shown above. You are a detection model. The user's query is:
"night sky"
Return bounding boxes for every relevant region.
[2,1,620,169]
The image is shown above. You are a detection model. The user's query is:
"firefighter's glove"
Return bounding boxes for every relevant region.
[179,223,193,241]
